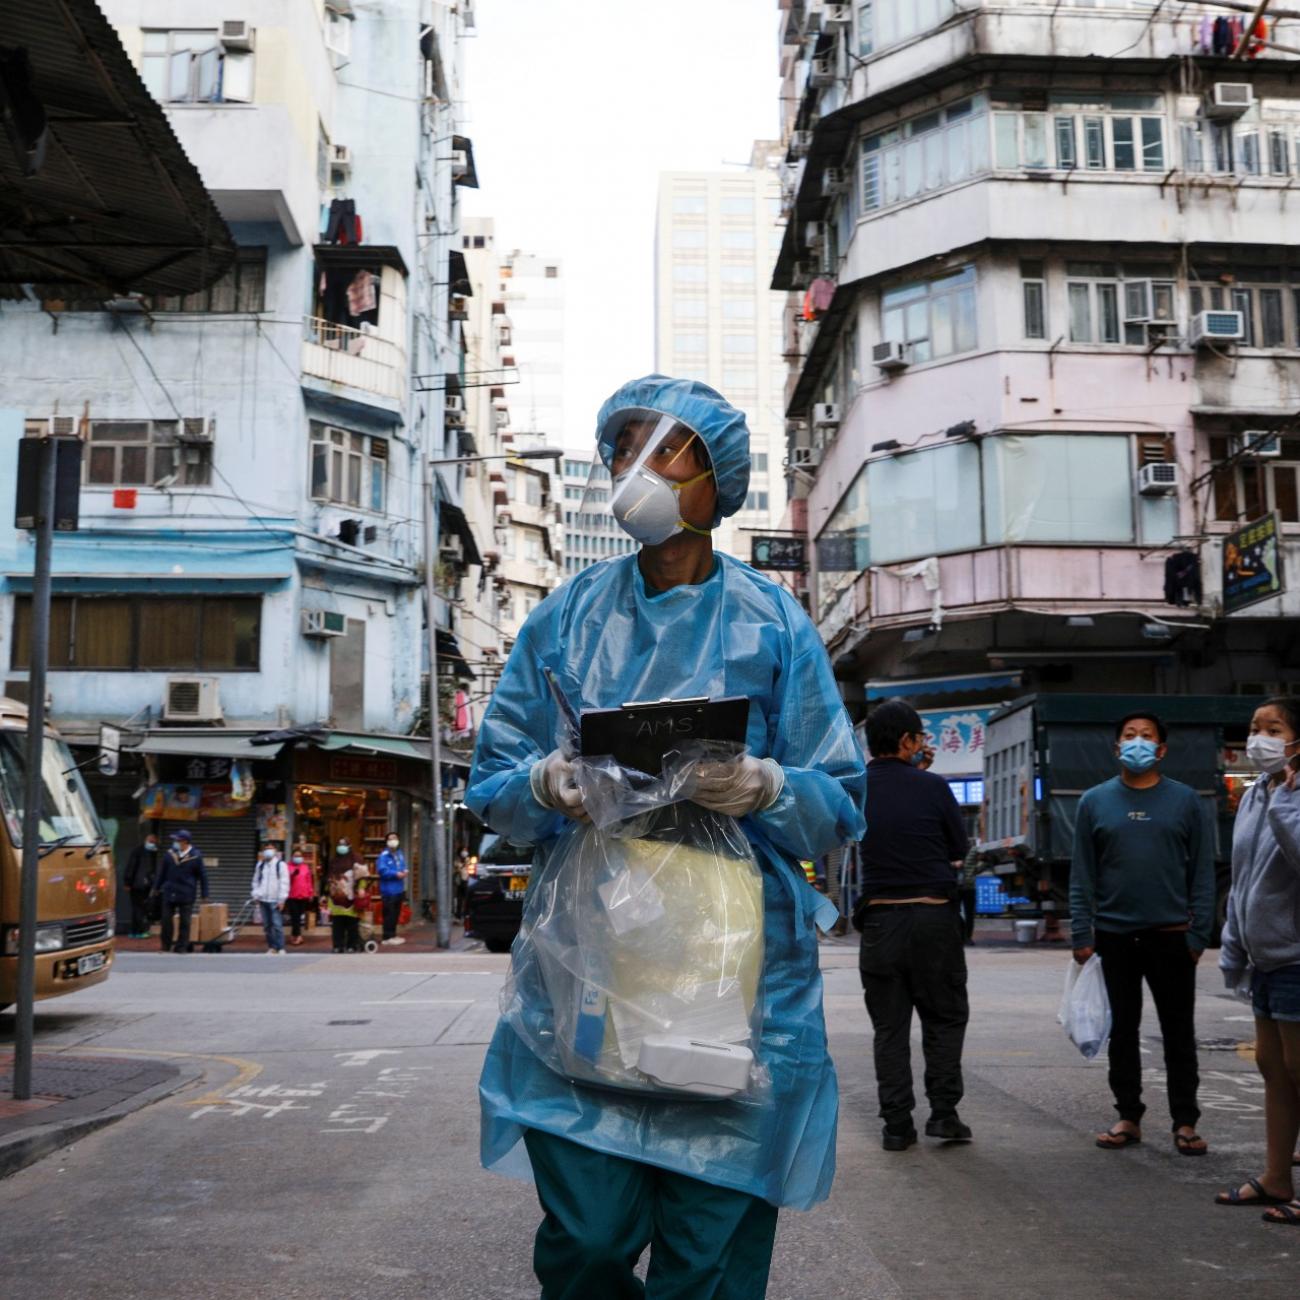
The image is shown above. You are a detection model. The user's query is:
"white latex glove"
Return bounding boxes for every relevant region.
[690,756,784,817]
[529,750,590,822]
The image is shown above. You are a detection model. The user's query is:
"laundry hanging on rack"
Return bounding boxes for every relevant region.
[1164,550,1203,608]
[323,198,364,245]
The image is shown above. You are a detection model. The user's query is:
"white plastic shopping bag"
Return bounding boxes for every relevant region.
[1057,954,1111,1061]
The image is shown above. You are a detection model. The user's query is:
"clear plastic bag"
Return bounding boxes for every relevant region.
[501,747,767,1102]
[1057,954,1111,1061]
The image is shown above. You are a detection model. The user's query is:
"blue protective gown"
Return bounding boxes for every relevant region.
[467,552,867,1210]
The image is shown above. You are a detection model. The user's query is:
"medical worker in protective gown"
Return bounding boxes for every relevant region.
[466,375,867,1298]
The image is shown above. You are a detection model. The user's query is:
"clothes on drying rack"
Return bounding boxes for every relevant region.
[1164,550,1203,608]
[323,198,364,245]
[346,269,377,317]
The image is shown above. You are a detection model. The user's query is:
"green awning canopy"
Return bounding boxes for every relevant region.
[319,733,430,762]
[127,733,283,760]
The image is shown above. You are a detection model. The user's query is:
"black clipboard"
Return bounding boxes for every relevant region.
[579,696,750,776]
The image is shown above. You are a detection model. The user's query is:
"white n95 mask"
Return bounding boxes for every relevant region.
[610,465,713,547]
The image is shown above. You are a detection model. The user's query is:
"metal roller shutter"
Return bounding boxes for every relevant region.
[159,817,259,908]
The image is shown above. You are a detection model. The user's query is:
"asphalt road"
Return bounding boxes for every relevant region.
[0,943,1294,1299]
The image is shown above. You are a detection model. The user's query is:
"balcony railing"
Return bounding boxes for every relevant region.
[302,316,406,401]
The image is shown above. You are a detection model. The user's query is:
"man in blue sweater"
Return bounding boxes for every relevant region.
[1070,711,1215,1156]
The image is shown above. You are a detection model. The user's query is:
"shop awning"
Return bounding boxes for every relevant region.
[436,628,474,679]
[448,249,471,297]
[866,671,1023,702]
[320,733,430,762]
[126,733,284,760]
[0,0,236,299]
[438,501,482,567]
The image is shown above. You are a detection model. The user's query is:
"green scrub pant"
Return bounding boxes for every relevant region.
[523,1129,779,1300]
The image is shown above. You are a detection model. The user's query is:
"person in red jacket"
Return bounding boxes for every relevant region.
[285,850,315,947]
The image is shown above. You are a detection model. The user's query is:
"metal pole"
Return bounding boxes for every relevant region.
[423,459,451,948]
[13,438,57,1100]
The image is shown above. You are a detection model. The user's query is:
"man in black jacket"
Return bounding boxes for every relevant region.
[122,833,159,938]
[152,829,210,953]
[857,698,971,1151]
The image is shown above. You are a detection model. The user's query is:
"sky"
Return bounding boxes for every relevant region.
[460,0,780,449]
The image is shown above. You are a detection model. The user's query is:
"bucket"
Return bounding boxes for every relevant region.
[1014,920,1038,945]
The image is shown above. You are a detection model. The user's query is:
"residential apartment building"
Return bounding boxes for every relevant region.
[775,0,1300,746]
[655,146,791,559]
[458,219,564,665]
[0,1,478,904]
[561,456,637,578]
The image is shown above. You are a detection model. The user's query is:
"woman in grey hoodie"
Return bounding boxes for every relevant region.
[1217,697,1300,1223]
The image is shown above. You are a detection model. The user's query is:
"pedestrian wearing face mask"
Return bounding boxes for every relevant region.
[152,829,209,954]
[855,698,972,1152]
[251,841,290,955]
[1070,711,1215,1155]
[1216,697,1300,1222]
[123,832,159,938]
[376,833,408,946]
[285,850,315,947]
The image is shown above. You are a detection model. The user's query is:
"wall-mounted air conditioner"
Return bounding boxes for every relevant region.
[220,20,256,52]
[1189,309,1245,347]
[177,418,213,443]
[804,220,825,248]
[325,12,352,59]
[873,340,910,371]
[790,446,822,470]
[1137,463,1178,496]
[450,149,470,180]
[791,260,814,288]
[803,1,824,37]
[330,144,352,176]
[821,166,848,198]
[1231,430,1282,458]
[812,403,841,430]
[810,57,836,89]
[824,4,852,30]
[1206,83,1255,118]
[163,676,222,722]
[445,406,466,429]
[789,130,814,158]
[302,609,347,638]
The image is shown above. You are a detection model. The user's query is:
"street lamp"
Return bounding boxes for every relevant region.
[423,446,562,947]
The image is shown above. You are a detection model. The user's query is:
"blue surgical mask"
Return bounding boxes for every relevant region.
[1119,738,1160,773]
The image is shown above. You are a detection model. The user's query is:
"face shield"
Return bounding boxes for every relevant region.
[585,412,716,548]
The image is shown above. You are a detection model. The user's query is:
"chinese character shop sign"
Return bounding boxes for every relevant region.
[918,707,997,778]
[1223,513,1284,615]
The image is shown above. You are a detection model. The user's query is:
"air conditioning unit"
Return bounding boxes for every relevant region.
[790,130,814,158]
[330,144,352,176]
[821,166,848,198]
[26,416,77,436]
[809,56,836,89]
[163,676,222,723]
[220,20,256,52]
[803,1,824,36]
[301,608,347,638]
[445,406,466,429]
[1231,430,1283,458]
[813,403,841,430]
[178,418,213,443]
[1137,463,1178,496]
[790,445,822,470]
[790,260,814,288]
[1189,309,1245,347]
[804,220,825,248]
[1206,82,1255,118]
[450,149,470,180]
[873,340,910,371]
[824,4,853,30]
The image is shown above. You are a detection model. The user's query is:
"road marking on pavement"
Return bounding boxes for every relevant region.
[334,1049,402,1067]
[359,999,475,1006]
[40,1044,264,1107]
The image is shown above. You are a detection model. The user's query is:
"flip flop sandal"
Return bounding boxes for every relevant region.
[1096,1127,1141,1149]
[1174,1132,1208,1157]
[1216,1178,1291,1207]
[1262,1202,1300,1226]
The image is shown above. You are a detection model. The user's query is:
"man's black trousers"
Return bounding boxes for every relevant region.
[1095,928,1200,1130]
[859,902,969,1128]
[159,898,193,953]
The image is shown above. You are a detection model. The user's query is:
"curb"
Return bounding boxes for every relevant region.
[0,1059,204,1181]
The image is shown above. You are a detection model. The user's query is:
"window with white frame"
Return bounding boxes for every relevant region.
[672,194,707,215]
[861,97,989,212]
[881,266,977,363]
[854,0,956,58]
[1181,117,1298,178]
[1190,264,1300,348]
[868,440,982,564]
[78,418,212,488]
[1021,262,1047,340]
[994,92,1165,172]
[744,490,769,513]
[309,422,387,512]
[1210,434,1300,523]
[140,30,253,104]
[1065,262,1175,345]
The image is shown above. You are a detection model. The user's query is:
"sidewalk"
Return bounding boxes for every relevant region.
[113,915,479,955]
[0,1052,198,1180]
